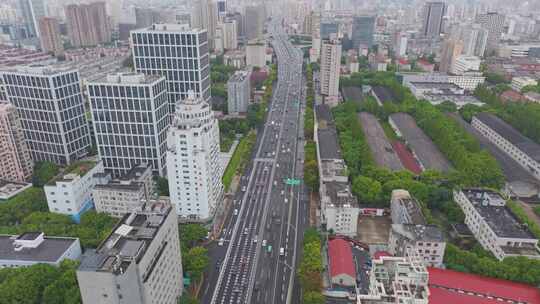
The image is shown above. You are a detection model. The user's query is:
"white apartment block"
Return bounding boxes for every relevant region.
[87,73,169,177]
[454,188,540,260]
[0,232,81,268]
[221,20,238,50]
[227,70,251,114]
[246,40,266,68]
[359,254,430,304]
[390,189,426,225]
[472,113,540,180]
[511,76,537,92]
[389,224,446,268]
[0,65,90,165]
[320,39,341,98]
[401,73,485,91]
[77,200,183,304]
[93,163,155,218]
[131,24,211,110]
[451,55,481,75]
[167,91,223,221]
[320,181,359,236]
[45,160,105,223]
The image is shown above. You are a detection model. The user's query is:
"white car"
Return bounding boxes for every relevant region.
[262,240,267,247]
[218,238,224,246]
[280,247,285,256]
[234,209,238,216]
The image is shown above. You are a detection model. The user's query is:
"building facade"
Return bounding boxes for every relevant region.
[191,0,218,50]
[19,0,46,38]
[221,19,238,50]
[0,66,90,165]
[87,73,169,177]
[351,16,375,49]
[77,200,183,304]
[511,76,537,92]
[388,224,446,267]
[167,91,223,221]
[131,24,211,110]
[38,17,64,57]
[44,160,105,223]
[451,55,481,75]
[422,2,445,38]
[440,39,464,73]
[65,2,111,47]
[245,5,264,40]
[390,189,426,225]
[320,39,341,100]
[0,102,33,182]
[476,12,505,51]
[246,40,266,68]
[227,70,251,114]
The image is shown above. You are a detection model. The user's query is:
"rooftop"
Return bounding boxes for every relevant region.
[371,86,396,103]
[328,238,356,278]
[474,112,540,162]
[391,189,426,225]
[461,188,536,239]
[136,23,202,33]
[0,232,79,263]
[0,180,32,200]
[78,199,171,275]
[359,112,403,171]
[317,128,342,160]
[428,267,540,304]
[322,181,358,207]
[94,163,151,192]
[391,224,444,242]
[228,70,250,83]
[92,73,163,85]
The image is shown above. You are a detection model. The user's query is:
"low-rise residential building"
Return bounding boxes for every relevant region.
[0,180,32,200]
[328,238,356,287]
[77,199,183,304]
[511,76,537,92]
[450,55,481,75]
[93,163,154,217]
[359,254,430,304]
[389,224,446,268]
[45,160,105,223]
[227,70,251,114]
[0,232,81,268]
[406,81,484,108]
[390,189,426,225]
[454,188,540,260]
[472,113,540,180]
[321,181,360,236]
[401,72,485,91]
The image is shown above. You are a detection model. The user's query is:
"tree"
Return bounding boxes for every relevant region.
[304,160,319,192]
[32,161,59,187]
[179,294,200,304]
[179,224,207,250]
[352,175,382,204]
[183,246,209,281]
[436,101,457,113]
[303,291,325,304]
[154,176,169,196]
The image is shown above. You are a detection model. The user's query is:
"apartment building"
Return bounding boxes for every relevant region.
[320,39,341,104]
[389,224,446,268]
[93,163,154,218]
[451,55,481,75]
[0,65,90,165]
[77,200,183,304]
[321,181,360,236]
[0,232,81,268]
[38,17,64,56]
[511,76,537,92]
[65,2,111,47]
[472,113,540,180]
[87,73,169,177]
[0,102,33,182]
[246,40,266,68]
[454,188,540,260]
[390,189,426,225]
[167,91,223,221]
[131,24,210,110]
[227,70,251,114]
[45,160,106,223]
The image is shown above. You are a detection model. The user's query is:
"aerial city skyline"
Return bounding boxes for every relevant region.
[0,0,540,303]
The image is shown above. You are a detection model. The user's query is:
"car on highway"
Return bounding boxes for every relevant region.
[218,238,224,246]
[280,247,285,256]
[234,208,238,216]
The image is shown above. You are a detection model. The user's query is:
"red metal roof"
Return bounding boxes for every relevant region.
[373,251,392,259]
[428,267,540,304]
[328,239,356,278]
[392,141,422,174]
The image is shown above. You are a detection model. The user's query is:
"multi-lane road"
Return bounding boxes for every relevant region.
[203,19,310,304]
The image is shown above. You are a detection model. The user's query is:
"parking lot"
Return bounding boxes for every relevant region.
[357,215,391,245]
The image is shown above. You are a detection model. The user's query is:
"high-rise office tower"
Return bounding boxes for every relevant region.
[320,39,342,101]
[65,2,111,47]
[351,16,375,49]
[221,19,238,50]
[87,73,169,177]
[227,70,251,114]
[461,24,488,57]
[19,0,46,38]
[228,12,244,38]
[320,21,339,40]
[192,0,218,50]
[131,24,211,112]
[476,12,505,51]
[38,17,64,56]
[167,91,223,221]
[0,102,33,182]
[440,39,464,73]
[422,2,446,38]
[0,66,90,165]
[77,200,183,304]
[245,5,264,40]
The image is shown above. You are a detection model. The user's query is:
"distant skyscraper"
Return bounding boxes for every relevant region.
[135,7,161,28]
[167,91,223,221]
[131,24,211,111]
[192,0,218,50]
[19,0,46,38]
[1,66,90,165]
[221,19,238,50]
[422,2,446,38]
[39,17,64,56]
[461,24,488,57]
[87,73,169,177]
[246,40,266,68]
[227,70,251,114]
[440,39,464,73]
[245,5,264,40]
[320,39,341,101]
[65,2,111,47]
[320,21,339,39]
[0,102,33,182]
[476,12,505,51]
[351,16,375,49]
[228,12,244,38]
